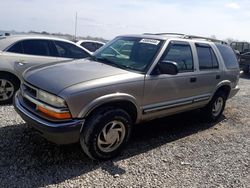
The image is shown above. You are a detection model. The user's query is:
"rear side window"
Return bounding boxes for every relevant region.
[54,41,90,59]
[22,40,51,56]
[163,42,194,72]
[7,41,23,54]
[196,44,219,70]
[216,44,239,69]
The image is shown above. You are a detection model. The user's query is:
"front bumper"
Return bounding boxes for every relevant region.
[14,91,85,144]
[228,86,240,99]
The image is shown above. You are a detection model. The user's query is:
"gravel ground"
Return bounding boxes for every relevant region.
[0,76,249,188]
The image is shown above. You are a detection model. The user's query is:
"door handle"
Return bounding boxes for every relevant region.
[16,60,27,66]
[216,75,221,79]
[190,77,197,83]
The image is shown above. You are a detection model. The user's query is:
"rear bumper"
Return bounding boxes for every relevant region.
[228,86,240,99]
[14,91,85,144]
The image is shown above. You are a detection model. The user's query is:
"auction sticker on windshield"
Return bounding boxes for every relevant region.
[139,39,160,45]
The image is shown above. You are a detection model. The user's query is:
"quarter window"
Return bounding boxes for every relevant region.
[162,42,194,72]
[196,44,219,70]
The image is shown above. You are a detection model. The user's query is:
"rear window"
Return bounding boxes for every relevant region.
[216,44,239,69]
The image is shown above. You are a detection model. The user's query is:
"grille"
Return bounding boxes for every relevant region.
[23,84,37,98]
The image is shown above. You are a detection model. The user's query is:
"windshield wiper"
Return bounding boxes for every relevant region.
[92,56,130,70]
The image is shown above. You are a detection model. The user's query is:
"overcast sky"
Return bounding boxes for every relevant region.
[0,0,249,40]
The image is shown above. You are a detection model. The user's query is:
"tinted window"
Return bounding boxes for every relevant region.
[22,40,51,56]
[96,43,104,50]
[196,44,219,70]
[7,41,23,54]
[81,42,96,52]
[163,43,193,72]
[216,44,239,69]
[55,41,89,59]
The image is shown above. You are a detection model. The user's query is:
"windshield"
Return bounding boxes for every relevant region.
[93,37,163,73]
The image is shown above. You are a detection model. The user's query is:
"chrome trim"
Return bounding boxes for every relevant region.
[23,92,69,113]
[193,96,210,102]
[143,94,211,114]
[144,100,192,113]
[15,92,85,128]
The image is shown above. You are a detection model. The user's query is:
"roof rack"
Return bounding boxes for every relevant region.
[143,33,227,44]
[144,33,185,36]
[183,35,227,44]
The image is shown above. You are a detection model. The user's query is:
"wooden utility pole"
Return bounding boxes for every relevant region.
[74,12,78,41]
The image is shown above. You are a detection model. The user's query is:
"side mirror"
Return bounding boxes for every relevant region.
[158,60,178,75]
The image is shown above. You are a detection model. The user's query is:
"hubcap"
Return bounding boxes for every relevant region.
[212,97,224,117]
[97,120,126,153]
[0,79,14,101]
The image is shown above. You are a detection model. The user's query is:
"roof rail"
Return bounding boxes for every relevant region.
[143,33,227,44]
[143,33,185,36]
[183,35,227,44]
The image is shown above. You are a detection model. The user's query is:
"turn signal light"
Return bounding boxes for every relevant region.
[37,106,72,119]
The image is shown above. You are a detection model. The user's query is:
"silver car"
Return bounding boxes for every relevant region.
[0,35,91,104]
[14,34,240,160]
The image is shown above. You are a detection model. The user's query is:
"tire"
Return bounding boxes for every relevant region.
[0,74,20,105]
[202,91,227,122]
[80,107,132,161]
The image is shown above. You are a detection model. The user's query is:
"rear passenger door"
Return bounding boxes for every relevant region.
[194,43,222,97]
[6,39,59,77]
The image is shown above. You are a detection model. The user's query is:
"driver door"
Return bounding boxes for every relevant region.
[142,41,201,120]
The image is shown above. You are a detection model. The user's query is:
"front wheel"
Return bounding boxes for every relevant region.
[202,91,227,122]
[80,107,132,160]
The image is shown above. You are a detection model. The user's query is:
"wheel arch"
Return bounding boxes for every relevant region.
[78,93,141,124]
[0,70,21,86]
[212,81,232,99]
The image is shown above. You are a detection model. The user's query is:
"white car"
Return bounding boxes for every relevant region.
[77,40,105,54]
[0,35,91,104]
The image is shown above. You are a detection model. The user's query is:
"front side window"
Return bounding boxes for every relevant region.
[22,40,51,56]
[196,44,219,70]
[162,42,194,72]
[93,37,163,72]
[54,41,89,59]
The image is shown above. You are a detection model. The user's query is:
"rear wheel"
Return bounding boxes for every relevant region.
[202,91,227,122]
[80,107,132,160]
[0,75,19,105]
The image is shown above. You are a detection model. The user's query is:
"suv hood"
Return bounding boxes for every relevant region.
[24,59,131,94]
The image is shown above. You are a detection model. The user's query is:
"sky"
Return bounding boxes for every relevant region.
[0,0,250,41]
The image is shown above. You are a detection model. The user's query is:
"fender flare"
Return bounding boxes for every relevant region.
[77,93,142,123]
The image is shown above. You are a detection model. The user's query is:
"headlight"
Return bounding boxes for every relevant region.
[37,90,66,108]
